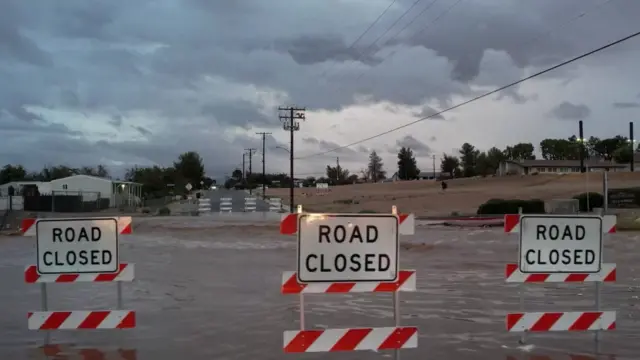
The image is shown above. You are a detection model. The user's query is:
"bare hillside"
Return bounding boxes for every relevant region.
[266,173,640,216]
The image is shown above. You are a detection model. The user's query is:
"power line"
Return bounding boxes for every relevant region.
[296,28,640,159]
[318,0,399,79]
[329,0,425,80]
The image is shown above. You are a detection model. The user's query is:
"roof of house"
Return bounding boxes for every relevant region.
[505,159,627,168]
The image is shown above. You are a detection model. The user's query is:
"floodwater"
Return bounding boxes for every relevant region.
[1,216,639,360]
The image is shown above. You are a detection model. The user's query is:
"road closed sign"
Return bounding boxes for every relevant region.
[297,214,399,283]
[36,218,119,275]
[519,215,603,273]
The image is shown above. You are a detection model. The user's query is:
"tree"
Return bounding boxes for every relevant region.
[539,138,580,160]
[440,154,460,178]
[231,169,242,180]
[326,165,350,184]
[475,152,492,176]
[486,147,505,172]
[0,164,27,184]
[173,151,205,188]
[397,147,420,180]
[367,150,386,182]
[503,143,535,161]
[613,145,634,164]
[458,142,479,177]
[588,135,628,160]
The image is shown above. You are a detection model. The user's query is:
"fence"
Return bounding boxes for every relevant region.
[0,196,24,210]
[21,216,136,345]
[268,198,282,212]
[22,191,108,212]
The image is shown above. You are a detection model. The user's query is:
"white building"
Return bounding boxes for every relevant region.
[46,175,143,207]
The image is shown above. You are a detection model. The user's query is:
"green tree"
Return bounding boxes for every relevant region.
[231,169,243,180]
[326,165,349,184]
[539,138,580,160]
[0,164,27,184]
[173,151,205,188]
[367,150,386,182]
[397,147,420,180]
[440,154,460,178]
[503,143,536,161]
[458,142,479,177]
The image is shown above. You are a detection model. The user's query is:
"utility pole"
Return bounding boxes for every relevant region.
[256,132,272,199]
[279,105,306,213]
[336,157,340,184]
[579,120,585,173]
[245,148,256,195]
[432,155,436,179]
[242,153,247,181]
[630,122,635,172]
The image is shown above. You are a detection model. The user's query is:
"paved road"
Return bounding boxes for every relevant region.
[208,189,273,212]
[1,217,639,359]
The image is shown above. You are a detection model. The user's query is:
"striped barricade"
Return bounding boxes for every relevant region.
[269,198,282,212]
[197,197,211,214]
[280,212,415,235]
[22,216,136,335]
[244,197,257,212]
[281,208,418,354]
[503,214,616,338]
[219,197,232,212]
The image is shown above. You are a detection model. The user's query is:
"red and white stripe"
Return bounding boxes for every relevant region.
[281,270,416,294]
[283,326,418,353]
[504,214,616,233]
[280,213,415,235]
[25,263,135,283]
[28,310,136,330]
[21,217,133,237]
[38,345,137,360]
[506,311,616,332]
[505,263,616,283]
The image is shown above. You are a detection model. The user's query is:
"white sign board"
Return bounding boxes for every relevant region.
[297,214,399,283]
[185,183,193,191]
[36,218,119,275]
[519,215,602,273]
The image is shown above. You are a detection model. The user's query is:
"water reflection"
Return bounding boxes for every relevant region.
[32,344,136,360]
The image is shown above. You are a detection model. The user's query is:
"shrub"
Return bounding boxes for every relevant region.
[157,207,171,216]
[572,192,604,212]
[477,198,546,215]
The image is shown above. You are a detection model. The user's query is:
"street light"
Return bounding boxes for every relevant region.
[275,145,290,153]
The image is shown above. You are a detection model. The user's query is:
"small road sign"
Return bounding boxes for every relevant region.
[519,215,603,274]
[297,214,399,283]
[185,183,193,191]
[36,218,119,275]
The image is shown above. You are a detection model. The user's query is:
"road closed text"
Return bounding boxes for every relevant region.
[298,217,399,282]
[42,227,114,267]
[37,219,119,274]
[519,217,602,273]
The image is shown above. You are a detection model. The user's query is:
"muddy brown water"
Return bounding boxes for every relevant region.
[1,218,639,359]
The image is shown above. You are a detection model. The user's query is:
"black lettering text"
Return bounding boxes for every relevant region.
[319,226,331,243]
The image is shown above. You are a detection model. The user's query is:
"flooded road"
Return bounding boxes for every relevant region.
[1,216,639,359]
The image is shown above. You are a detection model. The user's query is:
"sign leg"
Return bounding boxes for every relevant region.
[594,282,601,349]
[299,293,305,330]
[40,283,50,345]
[393,292,401,360]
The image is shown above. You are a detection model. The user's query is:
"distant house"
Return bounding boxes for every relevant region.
[497,160,627,176]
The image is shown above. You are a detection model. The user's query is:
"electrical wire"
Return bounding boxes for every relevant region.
[296,28,640,159]
[318,0,399,79]
[327,0,426,80]
[315,0,609,133]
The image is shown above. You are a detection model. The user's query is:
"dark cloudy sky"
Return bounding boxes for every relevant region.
[2,0,639,179]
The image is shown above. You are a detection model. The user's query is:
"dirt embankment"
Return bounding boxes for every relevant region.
[266,173,640,217]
